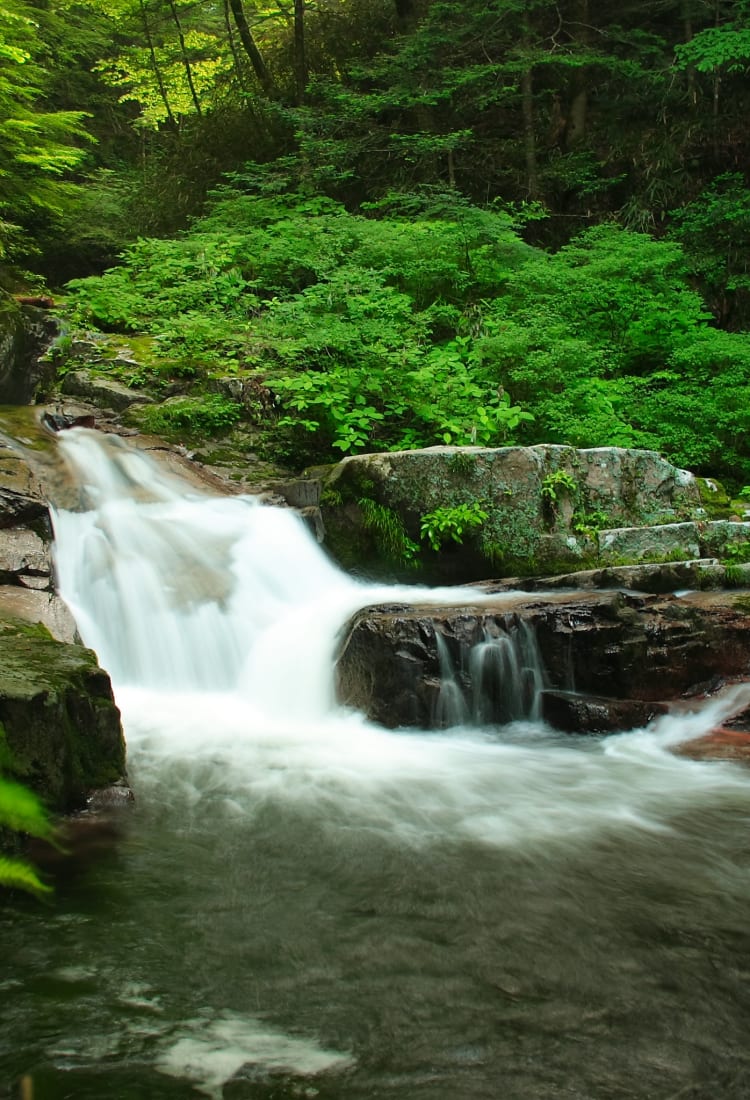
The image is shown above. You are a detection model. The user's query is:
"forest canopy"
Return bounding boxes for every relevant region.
[2,0,750,479]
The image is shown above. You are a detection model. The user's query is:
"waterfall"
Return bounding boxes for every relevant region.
[433,620,545,727]
[469,620,545,725]
[10,427,750,1100]
[51,428,750,851]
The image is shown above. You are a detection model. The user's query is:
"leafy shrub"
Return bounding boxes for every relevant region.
[358,498,419,566]
[64,183,750,480]
[420,502,489,552]
[0,774,51,896]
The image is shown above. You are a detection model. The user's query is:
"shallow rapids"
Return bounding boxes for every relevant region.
[2,428,750,1099]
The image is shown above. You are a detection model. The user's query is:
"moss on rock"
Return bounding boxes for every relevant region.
[0,615,125,813]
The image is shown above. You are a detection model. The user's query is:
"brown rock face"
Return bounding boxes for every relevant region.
[336,590,750,731]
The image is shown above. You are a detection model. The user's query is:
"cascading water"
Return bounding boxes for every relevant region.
[4,427,750,1100]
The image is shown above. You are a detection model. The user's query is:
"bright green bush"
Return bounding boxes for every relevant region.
[64,183,750,480]
[0,774,51,896]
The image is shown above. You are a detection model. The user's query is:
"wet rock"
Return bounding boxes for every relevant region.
[0,615,125,813]
[483,559,726,594]
[0,455,49,529]
[86,781,135,810]
[0,527,49,577]
[673,728,750,764]
[42,410,97,432]
[597,522,702,562]
[0,290,58,403]
[0,587,78,643]
[540,691,668,734]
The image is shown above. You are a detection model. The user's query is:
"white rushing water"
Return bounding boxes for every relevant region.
[52,429,750,854]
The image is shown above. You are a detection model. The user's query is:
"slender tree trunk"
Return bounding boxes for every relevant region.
[521,66,539,199]
[565,0,589,148]
[138,0,178,130]
[223,0,247,90]
[167,0,202,116]
[228,0,275,97]
[394,0,414,26]
[712,0,721,159]
[293,0,307,105]
[681,0,696,103]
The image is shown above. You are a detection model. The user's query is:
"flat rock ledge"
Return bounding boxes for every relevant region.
[336,589,750,742]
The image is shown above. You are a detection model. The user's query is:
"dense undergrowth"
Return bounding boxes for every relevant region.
[66,183,750,484]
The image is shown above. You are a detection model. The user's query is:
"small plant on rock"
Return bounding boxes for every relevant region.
[420,501,489,552]
[358,498,419,566]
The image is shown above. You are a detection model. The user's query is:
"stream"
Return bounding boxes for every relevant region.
[2,429,750,1099]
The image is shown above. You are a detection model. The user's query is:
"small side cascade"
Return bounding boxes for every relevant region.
[433,618,546,729]
[434,631,470,728]
[469,620,545,724]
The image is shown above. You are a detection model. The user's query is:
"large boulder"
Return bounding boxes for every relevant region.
[0,616,125,813]
[0,291,57,403]
[317,445,715,581]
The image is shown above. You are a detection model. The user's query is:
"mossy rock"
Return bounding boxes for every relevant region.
[0,616,125,813]
[319,445,704,581]
[696,476,732,519]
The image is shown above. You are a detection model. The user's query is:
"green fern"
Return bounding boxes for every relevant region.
[0,774,51,897]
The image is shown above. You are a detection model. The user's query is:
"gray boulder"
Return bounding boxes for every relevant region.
[318,444,709,580]
[336,589,750,730]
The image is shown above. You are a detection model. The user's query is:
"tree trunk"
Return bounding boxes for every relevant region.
[521,67,539,199]
[223,0,248,91]
[565,0,589,148]
[293,0,307,105]
[167,0,202,116]
[138,0,178,130]
[228,0,275,98]
[681,0,696,103]
[394,0,415,25]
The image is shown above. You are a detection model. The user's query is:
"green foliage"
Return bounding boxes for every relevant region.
[0,773,51,896]
[65,182,750,482]
[674,21,750,75]
[669,175,750,329]
[722,542,750,567]
[135,395,243,440]
[572,509,613,541]
[541,470,578,505]
[420,502,489,553]
[358,498,419,567]
[0,0,94,260]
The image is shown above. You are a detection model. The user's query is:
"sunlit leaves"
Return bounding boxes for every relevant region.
[0,0,94,255]
[675,25,750,74]
[0,774,51,897]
